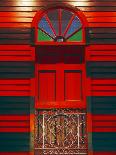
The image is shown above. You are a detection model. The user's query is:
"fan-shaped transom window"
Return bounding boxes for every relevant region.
[37,8,83,43]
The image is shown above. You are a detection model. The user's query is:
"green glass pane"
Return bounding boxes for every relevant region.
[67,29,82,42]
[38,29,52,41]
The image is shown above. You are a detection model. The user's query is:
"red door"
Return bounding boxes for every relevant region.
[35,46,86,109]
[35,46,87,155]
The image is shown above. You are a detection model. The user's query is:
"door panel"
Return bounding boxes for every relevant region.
[65,71,82,101]
[38,71,56,102]
[35,46,86,109]
[35,46,87,155]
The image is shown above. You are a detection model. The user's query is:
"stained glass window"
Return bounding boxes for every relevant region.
[37,8,83,42]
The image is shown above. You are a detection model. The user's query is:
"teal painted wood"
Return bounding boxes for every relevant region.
[87,96,116,114]
[87,61,116,78]
[92,132,116,151]
[0,96,34,114]
[0,62,34,78]
[0,133,30,152]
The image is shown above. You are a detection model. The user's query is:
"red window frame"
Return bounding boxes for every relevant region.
[32,5,88,46]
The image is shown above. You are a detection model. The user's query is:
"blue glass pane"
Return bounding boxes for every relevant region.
[47,9,59,35]
[65,16,82,38]
[38,16,55,38]
[62,10,73,34]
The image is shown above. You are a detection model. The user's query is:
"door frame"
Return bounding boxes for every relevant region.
[30,4,92,155]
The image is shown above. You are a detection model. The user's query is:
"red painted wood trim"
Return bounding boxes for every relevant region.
[0,86,30,91]
[0,79,30,85]
[93,128,116,132]
[0,122,29,127]
[91,92,116,96]
[0,91,30,96]
[0,153,29,155]
[0,56,34,61]
[93,115,116,121]
[87,45,116,50]
[0,17,32,23]
[86,51,116,61]
[0,45,33,50]
[87,113,93,132]
[0,128,30,132]
[93,152,116,155]
[0,46,35,61]
[0,23,31,28]
[88,17,116,23]
[89,23,116,27]
[32,5,88,45]
[92,79,116,85]
[84,12,116,17]
[0,115,30,121]
[93,121,116,127]
[0,12,36,17]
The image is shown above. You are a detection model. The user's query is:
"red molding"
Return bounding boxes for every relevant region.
[0,115,30,121]
[32,4,88,45]
[0,153,30,155]
[93,152,116,155]
[0,128,30,132]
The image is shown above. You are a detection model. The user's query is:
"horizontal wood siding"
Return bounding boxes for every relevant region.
[0,1,116,155]
[87,45,116,154]
[0,1,116,44]
[0,133,30,152]
[0,45,34,153]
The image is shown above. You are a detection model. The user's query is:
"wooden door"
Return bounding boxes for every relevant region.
[35,46,86,109]
[35,46,87,155]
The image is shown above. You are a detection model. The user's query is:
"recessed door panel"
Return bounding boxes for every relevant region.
[65,71,82,101]
[38,71,56,102]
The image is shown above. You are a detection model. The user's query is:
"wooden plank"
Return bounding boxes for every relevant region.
[93,121,116,127]
[0,2,116,7]
[87,45,116,50]
[0,153,29,155]
[93,115,116,121]
[92,79,116,85]
[0,23,31,28]
[92,85,116,91]
[0,45,32,50]
[90,34,116,38]
[89,23,116,27]
[89,28,116,34]
[0,115,30,121]
[93,127,116,132]
[0,28,31,34]
[0,121,29,127]
[0,17,32,23]
[0,39,30,45]
[0,34,30,39]
[88,17,116,23]
[0,6,116,12]
[93,152,116,155]
[0,12,36,17]
[90,39,116,44]
[84,12,116,17]
[0,127,30,132]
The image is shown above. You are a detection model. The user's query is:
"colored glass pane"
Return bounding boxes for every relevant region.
[47,9,59,35]
[38,29,52,41]
[67,29,82,41]
[62,10,73,34]
[65,16,82,38]
[38,17,55,38]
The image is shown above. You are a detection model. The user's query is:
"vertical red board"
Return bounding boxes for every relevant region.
[38,71,55,102]
[65,71,82,101]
